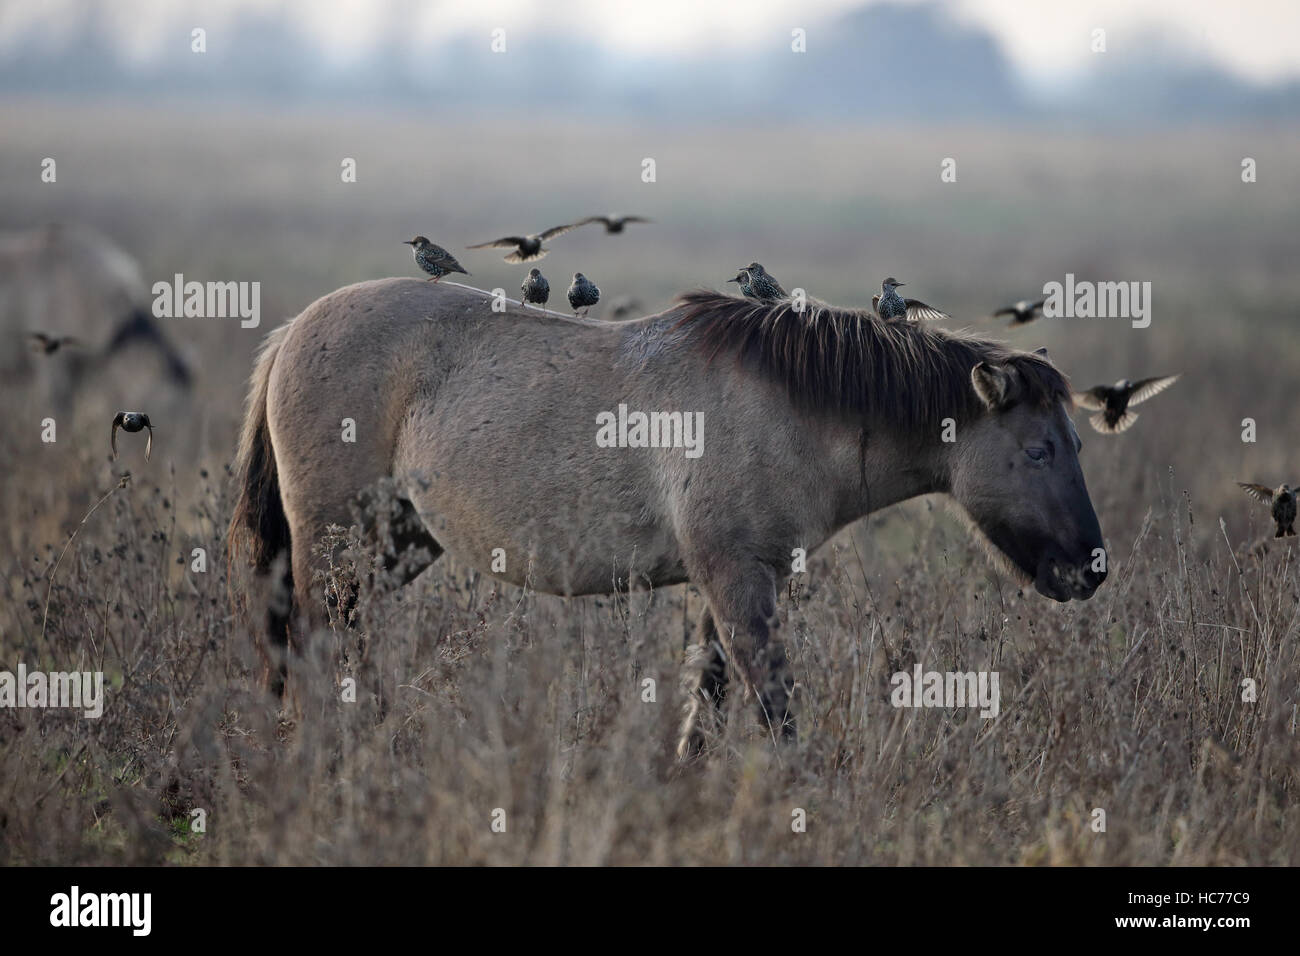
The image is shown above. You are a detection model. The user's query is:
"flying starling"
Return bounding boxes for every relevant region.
[872,277,950,322]
[1072,375,1180,434]
[404,237,470,282]
[576,215,652,234]
[521,268,550,308]
[28,332,81,354]
[567,273,600,316]
[1238,482,1298,537]
[466,222,585,263]
[111,411,154,461]
[727,262,786,303]
[993,297,1047,326]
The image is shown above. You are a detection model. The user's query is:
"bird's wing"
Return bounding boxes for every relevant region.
[427,244,457,260]
[1072,387,1108,411]
[904,299,950,321]
[1127,374,1180,407]
[992,307,1016,317]
[573,216,612,229]
[506,249,545,264]
[111,412,125,459]
[28,333,50,350]
[1026,298,1047,312]
[535,222,583,241]
[1090,410,1136,434]
[617,216,651,225]
[144,425,153,462]
[61,336,82,347]
[466,237,528,249]
[1238,482,1275,504]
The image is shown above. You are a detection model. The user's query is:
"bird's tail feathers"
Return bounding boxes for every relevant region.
[1092,410,1137,434]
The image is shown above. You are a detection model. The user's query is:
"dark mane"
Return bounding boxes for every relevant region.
[669,290,1072,431]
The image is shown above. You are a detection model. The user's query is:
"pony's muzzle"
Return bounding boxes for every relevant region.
[1035,551,1105,602]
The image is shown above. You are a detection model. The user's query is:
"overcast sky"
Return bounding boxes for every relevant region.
[3,0,1298,88]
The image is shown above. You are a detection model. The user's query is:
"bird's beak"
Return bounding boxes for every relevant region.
[403,240,414,245]
[726,277,739,283]
[896,282,906,287]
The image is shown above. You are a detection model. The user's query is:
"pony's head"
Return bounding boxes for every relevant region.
[951,354,1105,601]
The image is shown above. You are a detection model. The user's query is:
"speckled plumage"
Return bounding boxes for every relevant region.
[521,268,550,307]
[872,277,950,322]
[728,262,786,303]
[111,411,154,461]
[405,236,470,281]
[567,273,600,315]
[1073,375,1179,434]
[1239,482,1298,537]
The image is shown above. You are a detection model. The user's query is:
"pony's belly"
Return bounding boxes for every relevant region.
[411,508,686,596]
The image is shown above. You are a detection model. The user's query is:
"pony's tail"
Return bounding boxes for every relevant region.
[228,322,293,571]
[228,322,295,691]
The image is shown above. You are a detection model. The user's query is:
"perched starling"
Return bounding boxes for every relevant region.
[466,222,585,263]
[1073,375,1179,434]
[576,215,652,234]
[993,297,1047,326]
[404,237,470,281]
[727,262,786,303]
[28,332,80,354]
[872,277,950,322]
[111,411,154,461]
[1238,482,1298,537]
[520,268,550,308]
[608,295,643,319]
[567,273,600,315]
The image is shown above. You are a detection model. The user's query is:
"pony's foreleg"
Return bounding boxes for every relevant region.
[676,607,729,758]
[693,560,795,748]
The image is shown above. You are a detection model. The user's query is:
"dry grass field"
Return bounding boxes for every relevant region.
[1,100,1298,864]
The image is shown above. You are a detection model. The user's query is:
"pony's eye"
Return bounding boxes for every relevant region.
[1025,446,1048,463]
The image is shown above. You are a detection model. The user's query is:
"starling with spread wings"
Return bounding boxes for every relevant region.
[111,411,154,461]
[873,277,950,322]
[1238,482,1297,537]
[993,297,1047,326]
[466,222,585,262]
[576,215,652,234]
[1072,375,1180,434]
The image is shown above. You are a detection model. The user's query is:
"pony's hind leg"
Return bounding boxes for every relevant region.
[677,607,730,758]
[688,558,795,752]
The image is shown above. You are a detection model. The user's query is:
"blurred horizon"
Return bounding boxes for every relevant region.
[3,0,1300,123]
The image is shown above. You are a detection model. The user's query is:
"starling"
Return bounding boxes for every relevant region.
[576,215,652,234]
[466,222,585,263]
[1238,482,1298,537]
[1073,375,1179,434]
[727,262,787,303]
[993,297,1047,326]
[872,277,950,322]
[520,268,550,308]
[111,411,154,461]
[404,237,470,282]
[567,273,600,316]
[28,332,80,354]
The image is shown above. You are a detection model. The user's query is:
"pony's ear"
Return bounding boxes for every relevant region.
[971,361,1014,410]
[1033,346,1049,358]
